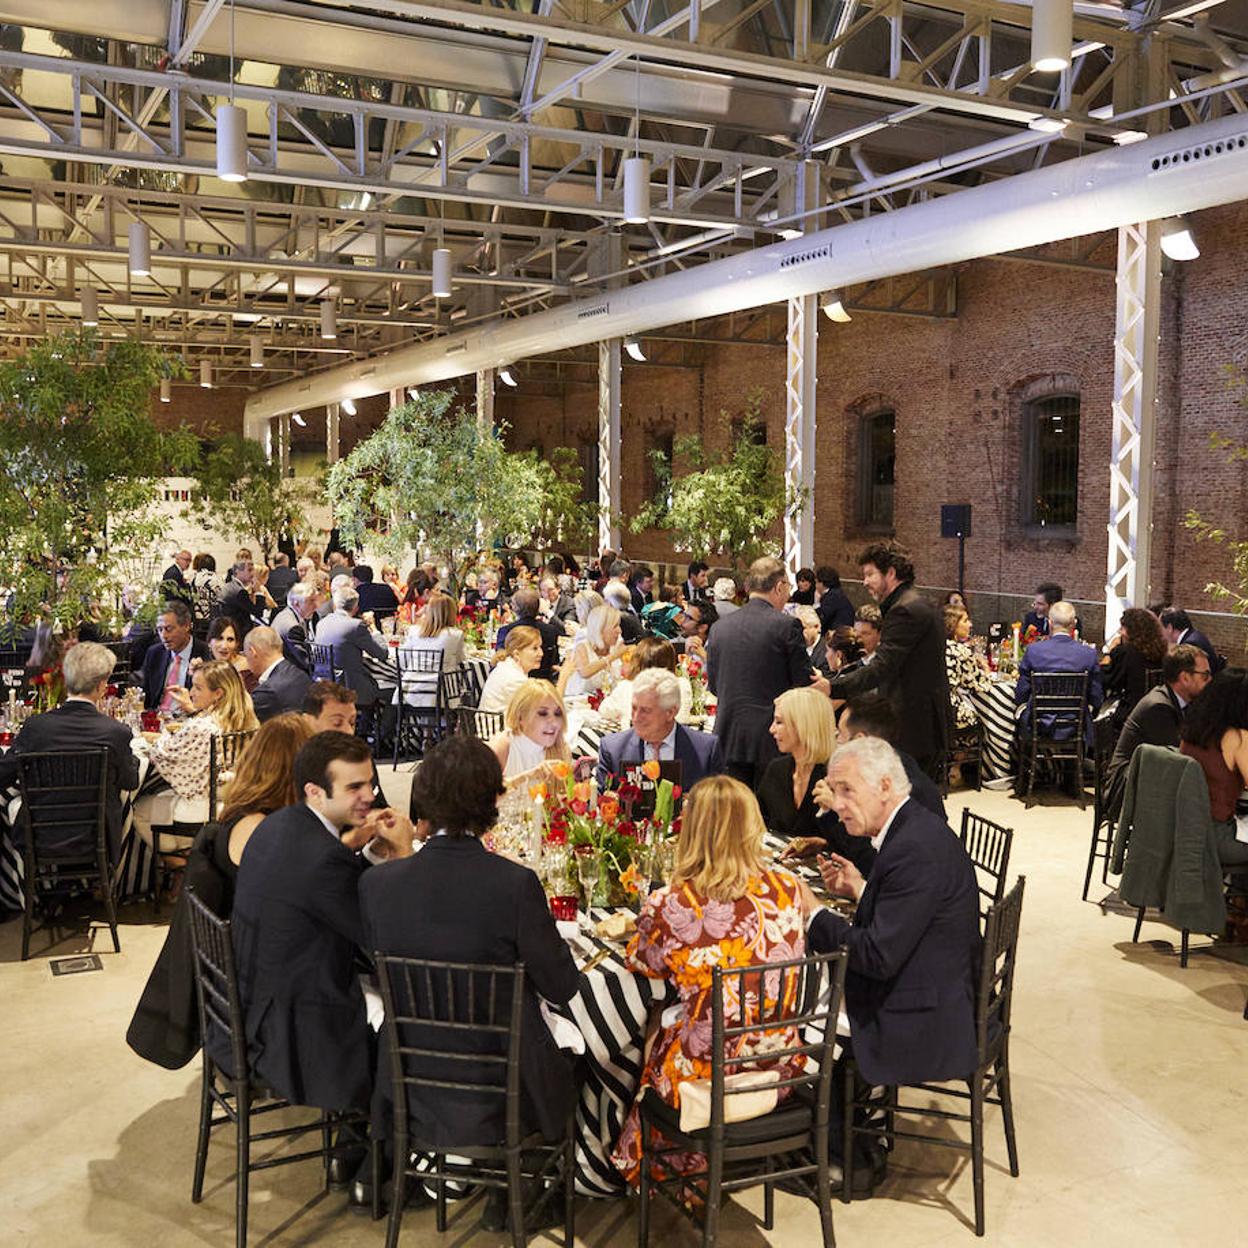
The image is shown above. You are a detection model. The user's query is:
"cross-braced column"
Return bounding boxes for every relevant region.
[1105,221,1161,638]
[598,338,622,552]
[325,402,340,465]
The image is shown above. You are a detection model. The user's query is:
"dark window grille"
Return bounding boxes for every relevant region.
[857,409,896,529]
[1023,395,1080,530]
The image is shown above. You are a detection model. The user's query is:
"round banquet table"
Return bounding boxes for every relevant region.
[969,676,1021,780]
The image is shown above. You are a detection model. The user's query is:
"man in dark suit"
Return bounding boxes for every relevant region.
[538,576,578,628]
[1159,607,1225,675]
[683,559,710,605]
[224,733,415,1113]
[216,560,265,640]
[1015,600,1103,740]
[603,580,645,643]
[595,668,724,790]
[806,735,980,1095]
[353,564,400,622]
[707,556,813,789]
[629,565,655,616]
[264,553,299,609]
[815,565,855,633]
[244,626,313,722]
[313,584,392,709]
[823,542,950,780]
[0,641,140,863]
[1022,581,1063,636]
[160,549,194,608]
[1104,644,1210,819]
[495,587,565,683]
[140,601,210,710]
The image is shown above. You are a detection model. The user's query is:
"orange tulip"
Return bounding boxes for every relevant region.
[550,760,572,780]
[641,759,661,781]
[528,782,548,801]
[598,796,620,823]
[572,781,591,804]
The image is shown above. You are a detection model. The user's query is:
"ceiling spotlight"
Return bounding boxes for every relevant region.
[820,290,852,323]
[622,156,651,225]
[80,287,98,327]
[320,299,337,340]
[199,360,213,388]
[499,367,518,387]
[249,334,264,368]
[1160,216,1200,261]
[129,221,152,277]
[159,378,171,403]
[431,248,453,299]
[624,337,646,362]
[1031,0,1073,73]
[215,102,248,182]
[342,397,357,416]
[291,411,307,427]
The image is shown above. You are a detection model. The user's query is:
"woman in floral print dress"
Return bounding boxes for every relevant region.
[612,775,808,1189]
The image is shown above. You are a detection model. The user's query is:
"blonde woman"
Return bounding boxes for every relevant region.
[612,775,807,1189]
[478,625,544,713]
[565,603,624,697]
[397,590,464,708]
[597,636,693,726]
[488,678,572,784]
[755,687,836,852]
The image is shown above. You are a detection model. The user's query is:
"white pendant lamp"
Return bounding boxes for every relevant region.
[216,103,248,182]
[159,378,171,403]
[320,299,337,339]
[342,398,357,415]
[1160,216,1200,260]
[291,411,306,427]
[80,287,98,327]
[431,248,453,299]
[499,367,518,387]
[1031,0,1073,73]
[623,156,651,224]
[129,222,152,277]
[199,360,213,388]
[820,290,852,322]
[624,336,646,361]
[250,334,264,368]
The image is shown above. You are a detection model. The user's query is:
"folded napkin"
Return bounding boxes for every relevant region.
[540,1000,585,1054]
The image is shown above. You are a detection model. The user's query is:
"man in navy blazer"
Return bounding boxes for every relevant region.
[140,601,211,709]
[1160,607,1225,675]
[244,626,312,722]
[1014,599,1102,740]
[806,736,980,1089]
[222,733,415,1112]
[595,668,723,791]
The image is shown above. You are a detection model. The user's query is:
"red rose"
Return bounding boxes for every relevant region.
[544,824,567,845]
[617,781,642,805]
[670,817,682,836]
[618,820,637,840]
[570,799,587,816]
[671,785,682,801]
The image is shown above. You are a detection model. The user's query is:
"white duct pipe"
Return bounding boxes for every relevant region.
[245,115,1248,430]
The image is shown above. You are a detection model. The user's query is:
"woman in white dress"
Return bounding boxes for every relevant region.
[478,625,544,713]
[565,604,624,698]
[488,678,572,786]
[397,591,464,707]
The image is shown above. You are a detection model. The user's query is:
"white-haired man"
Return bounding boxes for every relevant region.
[595,668,723,790]
[272,581,319,646]
[313,583,390,711]
[1014,599,1102,742]
[245,626,312,722]
[602,579,644,643]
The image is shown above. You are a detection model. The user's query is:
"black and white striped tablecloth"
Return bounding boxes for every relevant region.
[970,678,1020,780]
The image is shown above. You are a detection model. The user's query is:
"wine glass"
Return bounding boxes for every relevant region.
[576,851,599,929]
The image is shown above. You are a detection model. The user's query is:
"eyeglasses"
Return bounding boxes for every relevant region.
[1194,667,1212,680]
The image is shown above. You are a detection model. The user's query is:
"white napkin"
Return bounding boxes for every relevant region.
[360,975,386,1032]
[540,1000,586,1054]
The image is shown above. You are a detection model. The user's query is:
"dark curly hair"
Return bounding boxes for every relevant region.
[1119,607,1168,664]
[1180,668,1248,751]
[858,541,915,585]
[408,735,505,837]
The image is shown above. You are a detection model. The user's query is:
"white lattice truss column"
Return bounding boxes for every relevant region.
[785,292,818,577]
[1105,221,1161,639]
[598,338,622,552]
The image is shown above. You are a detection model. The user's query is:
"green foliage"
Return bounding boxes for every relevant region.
[190,433,319,562]
[530,446,600,549]
[325,389,548,591]
[0,330,196,636]
[629,392,795,567]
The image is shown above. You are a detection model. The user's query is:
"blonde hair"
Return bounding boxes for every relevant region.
[501,625,541,663]
[672,776,768,902]
[773,687,836,765]
[504,679,571,762]
[794,605,822,633]
[585,604,620,653]
[418,591,456,638]
[196,660,260,734]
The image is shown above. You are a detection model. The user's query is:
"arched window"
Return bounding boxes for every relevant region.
[857,408,896,530]
[1022,393,1080,532]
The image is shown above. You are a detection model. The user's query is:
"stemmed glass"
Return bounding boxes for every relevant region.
[576,849,600,930]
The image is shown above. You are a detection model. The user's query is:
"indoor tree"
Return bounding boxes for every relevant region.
[530,445,600,552]
[0,329,196,637]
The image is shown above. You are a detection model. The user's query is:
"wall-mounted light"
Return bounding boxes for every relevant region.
[1160,216,1200,261]
[291,411,306,427]
[342,398,357,416]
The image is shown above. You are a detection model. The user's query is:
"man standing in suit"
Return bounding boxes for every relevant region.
[815,565,855,633]
[1103,644,1210,819]
[264,553,299,609]
[1159,607,1225,675]
[141,601,211,710]
[225,733,415,1114]
[1,642,140,863]
[1014,600,1103,740]
[683,560,710,605]
[353,564,400,622]
[216,560,265,640]
[595,668,724,790]
[495,587,565,683]
[823,542,950,780]
[707,556,812,788]
[244,626,313,722]
[313,583,392,712]
[161,549,193,589]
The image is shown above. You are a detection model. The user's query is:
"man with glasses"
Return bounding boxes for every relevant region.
[675,599,717,660]
[1104,644,1211,820]
[140,601,210,710]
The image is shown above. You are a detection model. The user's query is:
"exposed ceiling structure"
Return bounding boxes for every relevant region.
[1,0,1247,390]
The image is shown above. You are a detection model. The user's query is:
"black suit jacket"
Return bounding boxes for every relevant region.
[264,566,299,608]
[816,588,855,633]
[225,803,374,1111]
[359,836,580,1146]
[140,639,212,709]
[216,581,263,640]
[808,799,980,1085]
[1179,627,1224,675]
[496,615,566,684]
[707,598,812,771]
[357,581,400,621]
[828,583,950,770]
[0,699,141,862]
[755,756,824,839]
[1104,684,1185,820]
[618,609,645,644]
[251,659,313,722]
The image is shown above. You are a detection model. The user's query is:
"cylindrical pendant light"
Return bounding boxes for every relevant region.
[159,378,171,403]
[431,248,453,299]
[80,287,98,327]
[320,299,337,340]
[215,103,248,182]
[129,221,151,277]
[199,360,213,388]
[623,156,651,224]
[1031,0,1073,73]
[249,334,264,368]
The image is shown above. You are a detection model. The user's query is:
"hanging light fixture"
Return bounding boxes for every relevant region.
[320,299,337,339]
[199,360,213,388]
[159,378,171,403]
[249,334,264,368]
[1160,216,1200,260]
[1031,0,1073,73]
[407,386,419,400]
[624,336,646,362]
[216,2,247,181]
[291,411,307,427]
[431,248,453,299]
[80,287,98,327]
[129,221,152,277]
[623,57,650,224]
[499,367,518,387]
[342,397,357,416]
[820,290,852,323]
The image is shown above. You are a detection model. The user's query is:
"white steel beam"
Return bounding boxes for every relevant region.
[598,338,622,552]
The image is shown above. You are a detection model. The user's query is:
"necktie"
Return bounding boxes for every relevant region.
[647,741,661,762]
[161,654,183,712]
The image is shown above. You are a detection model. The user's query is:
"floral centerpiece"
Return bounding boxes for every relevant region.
[457,601,488,649]
[29,661,65,713]
[679,651,708,715]
[993,621,1041,676]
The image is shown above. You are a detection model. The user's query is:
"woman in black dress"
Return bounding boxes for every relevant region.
[754,687,836,843]
[1103,606,1168,724]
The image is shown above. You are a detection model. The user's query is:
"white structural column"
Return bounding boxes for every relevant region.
[784,161,820,576]
[1105,221,1161,638]
[277,411,291,478]
[598,338,622,551]
[390,386,406,410]
[325,402,340,465]
[476,367,495,434]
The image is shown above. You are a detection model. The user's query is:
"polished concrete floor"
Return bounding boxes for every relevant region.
[3,772,1246,1247]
